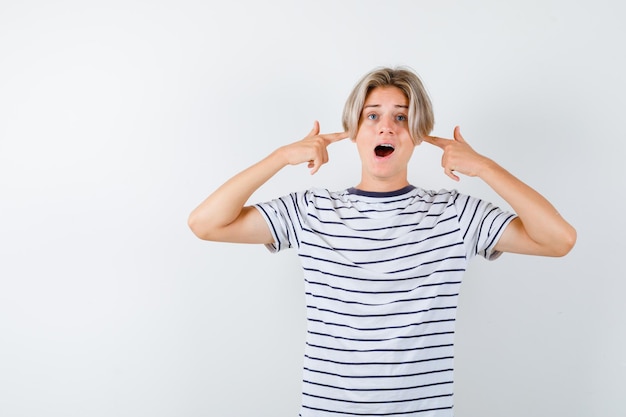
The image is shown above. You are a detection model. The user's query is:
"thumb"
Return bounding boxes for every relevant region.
[308,120,320,137]
[453,126,466,143]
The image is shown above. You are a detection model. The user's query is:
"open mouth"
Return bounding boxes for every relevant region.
[374,144,395,157]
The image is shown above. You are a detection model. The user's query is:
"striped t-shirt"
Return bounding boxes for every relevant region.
[255,185,516,417]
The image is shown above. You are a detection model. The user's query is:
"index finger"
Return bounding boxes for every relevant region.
[321,131,350,144]
[422,135,452,149]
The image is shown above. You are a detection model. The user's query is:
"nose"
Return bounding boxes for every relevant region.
[378,114,395,134]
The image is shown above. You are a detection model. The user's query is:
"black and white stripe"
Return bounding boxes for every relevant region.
[256,185,516,417]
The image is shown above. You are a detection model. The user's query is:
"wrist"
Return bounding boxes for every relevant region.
[476,157,500,179]
[268,147,290,168]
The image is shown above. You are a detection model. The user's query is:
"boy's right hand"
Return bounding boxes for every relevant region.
[278,121,349,175]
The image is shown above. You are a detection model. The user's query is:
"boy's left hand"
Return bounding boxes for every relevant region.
[423,126,491,181]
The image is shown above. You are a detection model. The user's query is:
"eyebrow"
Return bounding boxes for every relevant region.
[363,104,409,109]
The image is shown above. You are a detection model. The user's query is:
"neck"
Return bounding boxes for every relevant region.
[355,175,410,193]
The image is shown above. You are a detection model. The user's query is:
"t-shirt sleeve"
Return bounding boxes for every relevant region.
[254,191,304,253]
[453,191,517,260]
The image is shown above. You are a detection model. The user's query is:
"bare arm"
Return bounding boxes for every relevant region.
[188,122,348,243]
[425,126,576,257]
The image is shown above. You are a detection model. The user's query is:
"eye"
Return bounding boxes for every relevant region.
[396,114,407,122]
[367,113,378,120]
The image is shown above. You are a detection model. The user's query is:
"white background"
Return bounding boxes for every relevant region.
[1,1,624,416]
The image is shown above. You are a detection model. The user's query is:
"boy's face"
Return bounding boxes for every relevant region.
[354,86,416,189]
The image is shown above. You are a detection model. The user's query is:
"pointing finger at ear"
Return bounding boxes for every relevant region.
[423,135,451,150]
[322,131,350,144]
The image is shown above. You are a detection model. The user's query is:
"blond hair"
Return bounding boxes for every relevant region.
[342,66,434,145]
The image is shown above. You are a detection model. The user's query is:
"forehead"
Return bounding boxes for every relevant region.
[363,86,408,107]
